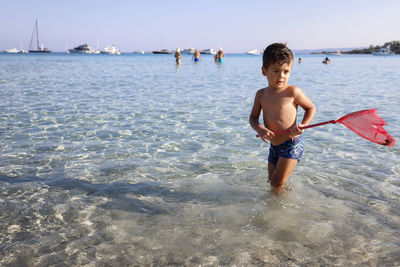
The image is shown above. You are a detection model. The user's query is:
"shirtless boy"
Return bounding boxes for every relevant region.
[249,43,316,193]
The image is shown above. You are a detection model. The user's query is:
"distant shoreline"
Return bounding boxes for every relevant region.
[309,40,399,55]
[3,40,399,55]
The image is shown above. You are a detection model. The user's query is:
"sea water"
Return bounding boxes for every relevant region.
[0,53,399,266]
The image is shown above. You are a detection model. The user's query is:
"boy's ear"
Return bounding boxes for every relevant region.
[261,66,267,76]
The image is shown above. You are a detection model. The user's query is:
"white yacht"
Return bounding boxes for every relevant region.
[246,49,261,55]
[372,46,395,56]
[101,44,121,55]
[181,47,196,54]
[3,48,28,54]
[4,48,20,53]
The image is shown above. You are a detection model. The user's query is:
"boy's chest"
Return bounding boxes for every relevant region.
[261,93,294,109]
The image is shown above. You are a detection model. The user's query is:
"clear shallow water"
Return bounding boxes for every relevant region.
[0,53,399,266]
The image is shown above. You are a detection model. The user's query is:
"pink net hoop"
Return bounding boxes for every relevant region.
[337,108,395,146]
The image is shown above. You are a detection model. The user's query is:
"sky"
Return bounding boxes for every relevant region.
[1,0,400,53]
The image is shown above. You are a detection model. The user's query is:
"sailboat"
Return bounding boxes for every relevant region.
[29,19,51,53]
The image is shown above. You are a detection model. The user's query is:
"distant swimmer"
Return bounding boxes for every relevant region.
[322,57,330,64]
[298,57,302,63]
[215,47,225,64]
[174,47,182,65]
[192,49,201,62]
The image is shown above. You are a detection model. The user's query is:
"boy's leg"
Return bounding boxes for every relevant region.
[269,157,298,193]
[268,162,275,181]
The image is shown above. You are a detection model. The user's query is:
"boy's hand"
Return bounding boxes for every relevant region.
[257,129,275,143]
[289,124,304,137]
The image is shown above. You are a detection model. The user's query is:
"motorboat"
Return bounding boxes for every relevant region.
[4,48,20,53]
[152,49,172,54]
[200,48,216,55]
[101,44,121,55]
[246,49,261,55]
[372,46,395,56]
[181,47,196,54]
[28,19,52,53]
[68,44,94,53]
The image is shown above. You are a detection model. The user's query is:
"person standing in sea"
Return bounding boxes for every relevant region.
[192,49,201,62]
[215,48,225,64]
[249,43,316,194]
[175,47,182,65]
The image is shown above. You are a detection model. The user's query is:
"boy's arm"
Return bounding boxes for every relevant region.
[291,87,316,135]
[249,89,275,143]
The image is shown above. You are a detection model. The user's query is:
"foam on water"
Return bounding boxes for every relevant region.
[0,53,399,265]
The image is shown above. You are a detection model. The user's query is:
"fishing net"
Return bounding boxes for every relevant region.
[269,108,395,146]
[336,108,395,146]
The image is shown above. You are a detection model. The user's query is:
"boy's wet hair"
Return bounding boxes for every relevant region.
[262,43,294,69]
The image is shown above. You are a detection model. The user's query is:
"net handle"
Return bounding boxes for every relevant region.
[274,120,337,135]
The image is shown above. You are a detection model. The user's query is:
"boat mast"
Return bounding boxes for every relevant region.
[29,19,41,50]
[36,19,40,50]
[29,19,36,50]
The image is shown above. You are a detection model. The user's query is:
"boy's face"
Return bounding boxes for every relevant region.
[262,61,293,89]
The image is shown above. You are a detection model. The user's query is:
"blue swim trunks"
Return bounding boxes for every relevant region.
[194,58,200,62]
[268,136,304,166]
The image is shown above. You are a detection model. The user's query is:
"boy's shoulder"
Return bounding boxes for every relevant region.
[255,87,267,97]
[283,84,302,95]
